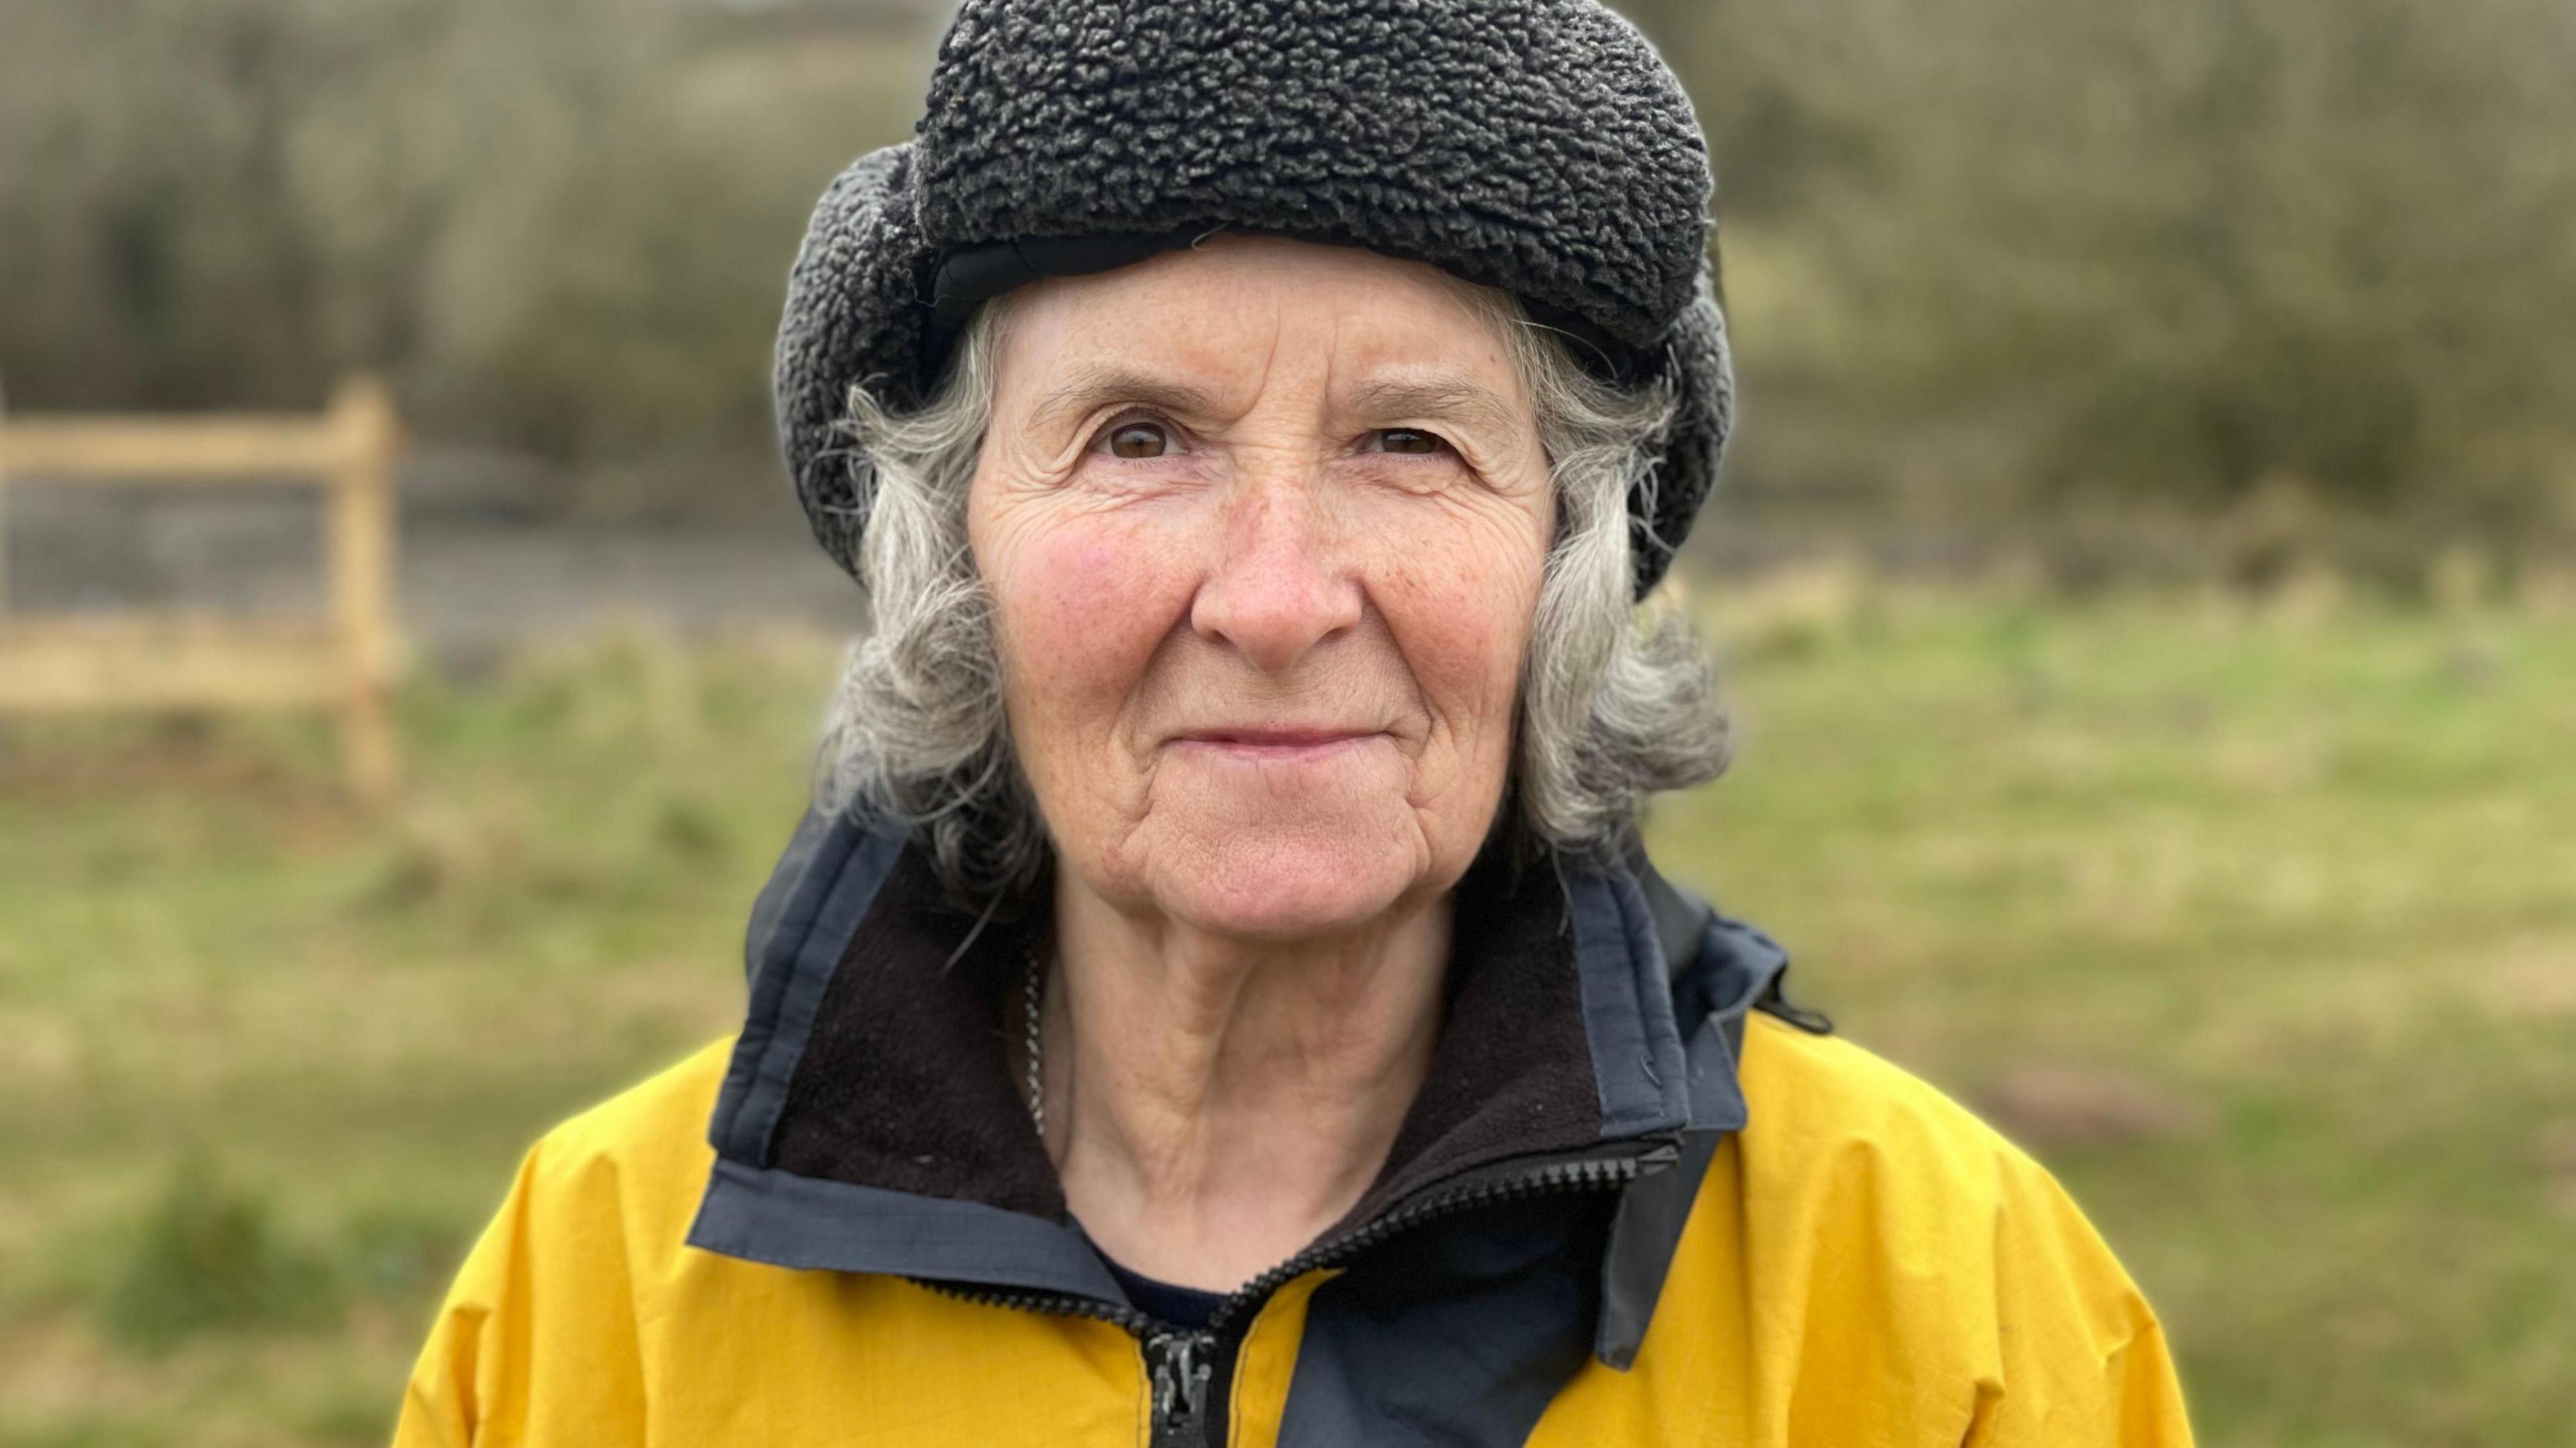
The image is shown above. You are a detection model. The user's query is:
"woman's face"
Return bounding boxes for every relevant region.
[967,235,1553,940]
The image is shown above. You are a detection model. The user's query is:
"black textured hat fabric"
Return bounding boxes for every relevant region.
[775,0,1735,598]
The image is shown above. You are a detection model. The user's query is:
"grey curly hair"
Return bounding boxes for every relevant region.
[814,284,1730,904]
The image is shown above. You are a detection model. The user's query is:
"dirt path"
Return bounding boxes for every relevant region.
[2,457,865,666]
[3,451,1845,671]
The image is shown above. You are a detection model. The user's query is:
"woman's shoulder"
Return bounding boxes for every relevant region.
[396,1040,742,1444]
[534,1035,737,1163]
[1605,1019,2190,1443]
[1727,1009,2166,1315]
[498,1036,738,1246]
[1718,1013,2178,1415]
[1735,1009,2049,1200]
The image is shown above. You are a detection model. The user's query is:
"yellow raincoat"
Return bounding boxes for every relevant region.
[398,1016,2190,1446]
[397,813,2192,1446]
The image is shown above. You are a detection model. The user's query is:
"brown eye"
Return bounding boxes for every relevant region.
[1108,422,1172,459]
[1376,429,1443,455]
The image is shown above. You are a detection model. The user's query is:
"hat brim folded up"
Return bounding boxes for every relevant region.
[775,142,1731,601]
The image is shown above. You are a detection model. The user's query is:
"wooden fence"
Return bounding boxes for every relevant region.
[0,378,402,798]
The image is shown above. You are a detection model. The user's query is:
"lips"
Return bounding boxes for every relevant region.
[1169,727,1386,759]
[1184,729,1375,748]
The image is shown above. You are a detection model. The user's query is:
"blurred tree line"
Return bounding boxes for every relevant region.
[1636,0,2576,575]
[3,0,2572,567]
[0,0,926,508]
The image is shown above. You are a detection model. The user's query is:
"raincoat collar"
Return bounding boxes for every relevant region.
[688,806,1797,1367]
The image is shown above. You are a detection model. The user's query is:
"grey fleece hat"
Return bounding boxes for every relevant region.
[775,0,1734,599]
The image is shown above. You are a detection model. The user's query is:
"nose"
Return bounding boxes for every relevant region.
[1189,478,1363,673]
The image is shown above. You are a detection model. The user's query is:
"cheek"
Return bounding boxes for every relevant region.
[979,512,1190,740]
[1368,505,1550,748]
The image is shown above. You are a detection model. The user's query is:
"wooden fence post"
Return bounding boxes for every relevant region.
[0,378,403,802]
[331,376,401,801]
[1,381,13,767]
[0,379,13,618]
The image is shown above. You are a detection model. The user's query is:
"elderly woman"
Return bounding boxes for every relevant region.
[397,2,2192,1445]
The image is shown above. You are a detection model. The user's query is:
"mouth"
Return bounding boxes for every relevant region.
[1169,728,1387,761]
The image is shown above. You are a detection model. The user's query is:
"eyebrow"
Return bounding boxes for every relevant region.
[1344,373,1525,437]
[1028,364,1222,435]
[1023,362,1527,439]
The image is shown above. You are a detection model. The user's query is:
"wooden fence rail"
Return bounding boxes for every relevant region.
[0,378,402,798]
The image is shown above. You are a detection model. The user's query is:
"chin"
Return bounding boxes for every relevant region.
[1152,821,1428,941]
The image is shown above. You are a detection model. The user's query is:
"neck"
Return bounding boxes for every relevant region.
[1040,877,1452,1293]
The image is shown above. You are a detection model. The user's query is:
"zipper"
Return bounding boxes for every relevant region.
[913,1146,1665,1445]
[1145,1329,1216,1448]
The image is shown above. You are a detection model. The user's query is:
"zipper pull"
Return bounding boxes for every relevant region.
[1145,1329,1216,1447]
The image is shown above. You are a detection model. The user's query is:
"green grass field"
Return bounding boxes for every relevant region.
[2,582,2571,1447]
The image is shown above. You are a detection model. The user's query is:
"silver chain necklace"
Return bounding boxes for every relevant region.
[1021,946,1045,1139]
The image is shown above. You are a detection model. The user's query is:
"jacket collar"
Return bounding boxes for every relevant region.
[688,806,1794,1365]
